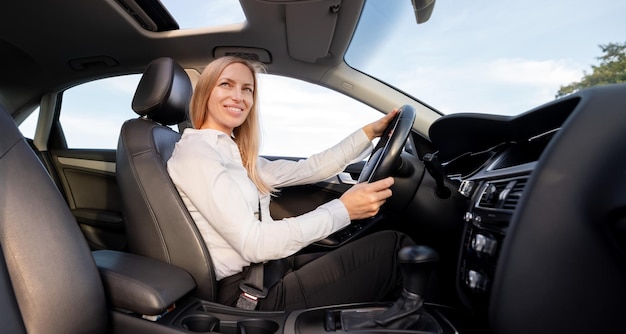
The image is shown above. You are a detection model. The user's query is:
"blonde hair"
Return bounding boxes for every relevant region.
[190,56,273,194]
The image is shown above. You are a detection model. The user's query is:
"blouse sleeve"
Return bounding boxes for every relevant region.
[257,128,373,188]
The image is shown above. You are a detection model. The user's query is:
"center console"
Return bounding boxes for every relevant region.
[93,247,464,334]
[157,298,461,334]
[453,140,543,314]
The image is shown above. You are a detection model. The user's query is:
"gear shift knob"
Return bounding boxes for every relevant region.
[337,245,440,330]
[398,245,439,295]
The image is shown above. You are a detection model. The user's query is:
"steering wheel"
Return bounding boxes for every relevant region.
[358,105,416,183]
[489,84,626,333]
[314,105,415,247]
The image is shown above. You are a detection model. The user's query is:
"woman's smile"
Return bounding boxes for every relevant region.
[224,105,244,114]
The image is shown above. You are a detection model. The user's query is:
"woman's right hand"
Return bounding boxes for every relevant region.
[339,177,394,220]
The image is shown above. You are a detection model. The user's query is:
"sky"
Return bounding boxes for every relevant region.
[344,0,626,116]
[19,0,626,155]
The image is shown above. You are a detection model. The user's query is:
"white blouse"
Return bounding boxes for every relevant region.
[167,128,372,280]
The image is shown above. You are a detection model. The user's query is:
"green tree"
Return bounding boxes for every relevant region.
[556,42,626,98]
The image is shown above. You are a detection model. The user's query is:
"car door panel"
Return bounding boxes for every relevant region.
[51,149,126,251]
[265,157,362,220]
[270,183,351,220]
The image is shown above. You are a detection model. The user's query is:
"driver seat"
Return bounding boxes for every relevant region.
[116,57,218,301]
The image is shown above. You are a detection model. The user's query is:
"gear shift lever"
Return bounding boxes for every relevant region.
[372,245,439,328]
[338,245,439,331]
[398,245,439,296]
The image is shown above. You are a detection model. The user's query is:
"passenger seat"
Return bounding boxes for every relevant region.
[0,104,108,332]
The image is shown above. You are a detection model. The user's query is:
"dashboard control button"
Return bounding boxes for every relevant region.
[458,180,475,197]
[471,233,497,256]
[466,269,489,292]
[464,212,474,222]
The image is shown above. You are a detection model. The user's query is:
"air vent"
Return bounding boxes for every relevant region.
[477,177,528,212]
[502,178,527,211]
[478,182,508,209]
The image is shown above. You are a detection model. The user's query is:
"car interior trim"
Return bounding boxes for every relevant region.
[57,156,116,173]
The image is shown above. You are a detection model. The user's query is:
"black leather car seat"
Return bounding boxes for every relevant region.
[116,57,218,301]
[0,104,108,333]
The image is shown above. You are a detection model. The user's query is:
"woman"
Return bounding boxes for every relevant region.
[167,56,414,310]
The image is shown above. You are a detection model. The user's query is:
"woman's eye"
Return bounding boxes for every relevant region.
[219,82,230,87]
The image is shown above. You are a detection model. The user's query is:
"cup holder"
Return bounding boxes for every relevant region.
[181,314,220,333]
[180,315,279,334]
[235,319,279,334]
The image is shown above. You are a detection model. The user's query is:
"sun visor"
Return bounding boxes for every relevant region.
[285,0,341,63]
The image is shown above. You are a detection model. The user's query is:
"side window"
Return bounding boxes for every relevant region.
[257,74,382,157]
[59,74,142,149]
[18,107,40,139]
[56,73,382,153]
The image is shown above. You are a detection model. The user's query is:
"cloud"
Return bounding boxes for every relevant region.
[256,75,381,156]
[82,74,141,95]
[61,114,124,148]
[393,56,586,115]
[483,57,587,110]
[485,58,584,86]
[162,0,246,29]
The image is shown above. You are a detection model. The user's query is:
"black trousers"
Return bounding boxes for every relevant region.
[217,230,415,311]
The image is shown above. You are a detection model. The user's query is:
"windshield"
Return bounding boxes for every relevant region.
[346,0,626,116]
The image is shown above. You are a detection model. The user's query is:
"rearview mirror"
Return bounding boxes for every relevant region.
[411,0,436,24]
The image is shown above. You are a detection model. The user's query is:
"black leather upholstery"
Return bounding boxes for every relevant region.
[93,250,196,316]
[0,104,108,333]
[131,57,189,126]
[117,57,218,301]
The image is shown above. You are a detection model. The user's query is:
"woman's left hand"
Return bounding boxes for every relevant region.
[363,108,399,140]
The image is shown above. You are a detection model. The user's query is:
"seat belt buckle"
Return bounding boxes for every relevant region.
[236,281,268,310]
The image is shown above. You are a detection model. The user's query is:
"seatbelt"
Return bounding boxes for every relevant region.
[236,262,267,310]
[236,199,288,310]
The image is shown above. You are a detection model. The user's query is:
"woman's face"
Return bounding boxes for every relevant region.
[201,62,255,134]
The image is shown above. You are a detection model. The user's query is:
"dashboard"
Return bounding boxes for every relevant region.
[267,84,626,333]
[428,95,581,315]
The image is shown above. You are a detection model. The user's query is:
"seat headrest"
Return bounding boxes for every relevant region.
[131,57,191,126]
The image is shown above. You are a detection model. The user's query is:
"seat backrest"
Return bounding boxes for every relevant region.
[0,105,107,333]
[116,57,218,301]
